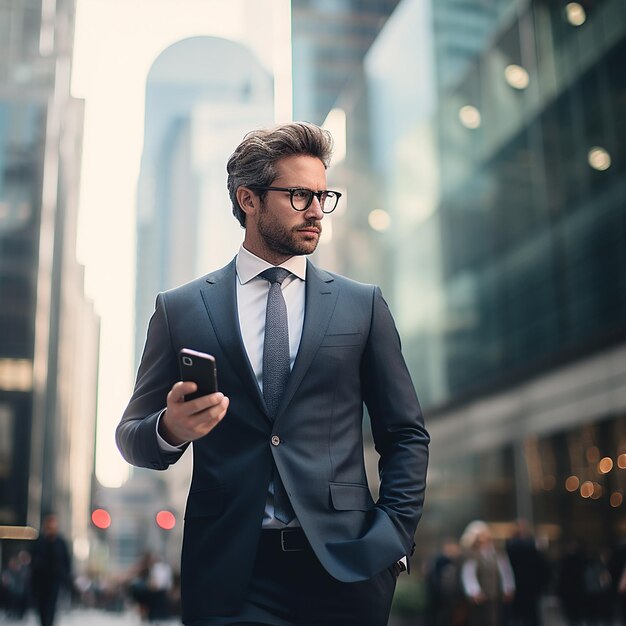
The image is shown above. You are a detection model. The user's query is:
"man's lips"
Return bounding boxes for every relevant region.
[297,224,321,235]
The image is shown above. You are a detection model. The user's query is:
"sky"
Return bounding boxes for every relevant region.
[72,0,292,487]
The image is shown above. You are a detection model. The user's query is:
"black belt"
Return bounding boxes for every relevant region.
[260,528,309,552]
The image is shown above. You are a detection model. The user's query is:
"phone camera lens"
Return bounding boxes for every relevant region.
[182,356,193,366]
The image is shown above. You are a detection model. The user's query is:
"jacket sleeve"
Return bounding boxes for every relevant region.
[115,293,188,469]
[361,287,430,555]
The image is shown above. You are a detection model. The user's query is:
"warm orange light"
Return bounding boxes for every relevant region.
[91,509,111,529]
[598,457,613,474]
[580,481,594,498]
[618,454,626,469]
[155,510,176,530]
[610,492,623,508]
[565,476,580,492]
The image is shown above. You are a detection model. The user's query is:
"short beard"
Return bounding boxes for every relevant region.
[257,202,322,257]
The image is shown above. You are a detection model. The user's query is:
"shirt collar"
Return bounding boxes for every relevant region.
[236,244,307,285]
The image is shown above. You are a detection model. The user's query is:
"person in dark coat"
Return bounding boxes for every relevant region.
[505,519,550,626]
[556,541,587,626]
[30,513,72,626]
[426,537,465,626]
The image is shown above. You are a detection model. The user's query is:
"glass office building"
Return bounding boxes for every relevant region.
[291,0,402,125]
[326,0,626,555]
[0,0,99,564]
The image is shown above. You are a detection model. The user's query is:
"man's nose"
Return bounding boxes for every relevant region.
[305,194,324,219]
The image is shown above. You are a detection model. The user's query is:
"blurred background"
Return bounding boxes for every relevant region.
[0,0,625,624]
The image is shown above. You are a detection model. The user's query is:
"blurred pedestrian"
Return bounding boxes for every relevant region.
[129,552,155,621]
[556,541,587,626]
[147,555,173,623]
[460,520,515,626]
[505,519,550,626]
[129,551,173,623]
[426,537,466,626]
[583,547,612,625]
[1,552,31,619]
[30,513,72,626]
[608,540,626,623]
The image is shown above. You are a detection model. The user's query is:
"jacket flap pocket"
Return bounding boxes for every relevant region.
[320,333,361,347]
[184,487,226,519]
[329,482,374,511]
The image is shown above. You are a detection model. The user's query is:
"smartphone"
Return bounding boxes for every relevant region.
[178,348,218,401]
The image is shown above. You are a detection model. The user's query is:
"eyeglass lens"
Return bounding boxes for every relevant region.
[291,189,339,213]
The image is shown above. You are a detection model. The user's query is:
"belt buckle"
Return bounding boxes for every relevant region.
[280,529,302,552]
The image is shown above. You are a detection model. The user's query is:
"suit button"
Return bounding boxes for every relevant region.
[271,435,280,446]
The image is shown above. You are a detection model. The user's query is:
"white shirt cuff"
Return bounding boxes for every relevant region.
[156,409,187,452]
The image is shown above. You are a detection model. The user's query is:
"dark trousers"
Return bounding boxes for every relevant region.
[197,529,398,626]
[35,582,60,626]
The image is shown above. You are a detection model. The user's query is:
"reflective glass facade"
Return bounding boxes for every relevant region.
[324,0,626,553]
[292,0,402,124]
[0,4,47,527]
[435,0,626,401]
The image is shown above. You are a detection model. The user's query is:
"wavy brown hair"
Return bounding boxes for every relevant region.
[226,122,334,227]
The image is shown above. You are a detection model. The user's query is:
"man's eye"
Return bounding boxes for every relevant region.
[292,189,309,198]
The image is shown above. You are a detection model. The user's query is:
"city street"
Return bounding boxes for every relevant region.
[0,608,181,626]
[1,602,623,626]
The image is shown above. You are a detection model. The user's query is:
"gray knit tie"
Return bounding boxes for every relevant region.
[260,267,291,418]
[260,267,295,524]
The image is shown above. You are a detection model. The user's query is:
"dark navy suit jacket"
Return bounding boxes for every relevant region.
[116,258,429,622]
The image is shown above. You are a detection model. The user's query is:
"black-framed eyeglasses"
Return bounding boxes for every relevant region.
[250,186,342,214]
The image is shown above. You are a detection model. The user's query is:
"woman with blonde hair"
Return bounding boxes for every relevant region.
[460,520,515,626]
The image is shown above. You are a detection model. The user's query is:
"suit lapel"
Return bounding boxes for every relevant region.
[276,261,338,419]
[199,259,267,416]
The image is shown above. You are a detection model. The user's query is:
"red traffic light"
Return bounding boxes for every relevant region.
[91,508,111,529]
[155,510,176,530]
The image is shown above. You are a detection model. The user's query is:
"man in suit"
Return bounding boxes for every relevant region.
[116,122,429,626]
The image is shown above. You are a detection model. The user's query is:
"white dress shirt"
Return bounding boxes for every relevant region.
[157,244,307,527]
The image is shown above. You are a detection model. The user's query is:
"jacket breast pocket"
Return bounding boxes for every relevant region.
[320,333,361,348]
[184,486,226,519]
[329,482,375,511]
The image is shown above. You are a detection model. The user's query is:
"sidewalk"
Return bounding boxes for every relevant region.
[0,607,182,625]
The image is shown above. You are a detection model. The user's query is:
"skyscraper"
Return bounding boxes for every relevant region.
[0,0,99,565]
[134,36,274,368]
[291,0,402,125]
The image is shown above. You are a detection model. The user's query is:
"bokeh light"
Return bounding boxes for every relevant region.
[565,3,586,27]
[91,509,111,529]
[459,105,481,129]
[156,510,176,530]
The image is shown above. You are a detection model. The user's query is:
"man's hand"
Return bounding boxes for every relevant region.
[159,381,229,446]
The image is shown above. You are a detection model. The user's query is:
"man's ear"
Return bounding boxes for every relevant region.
[236,187,259,218]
